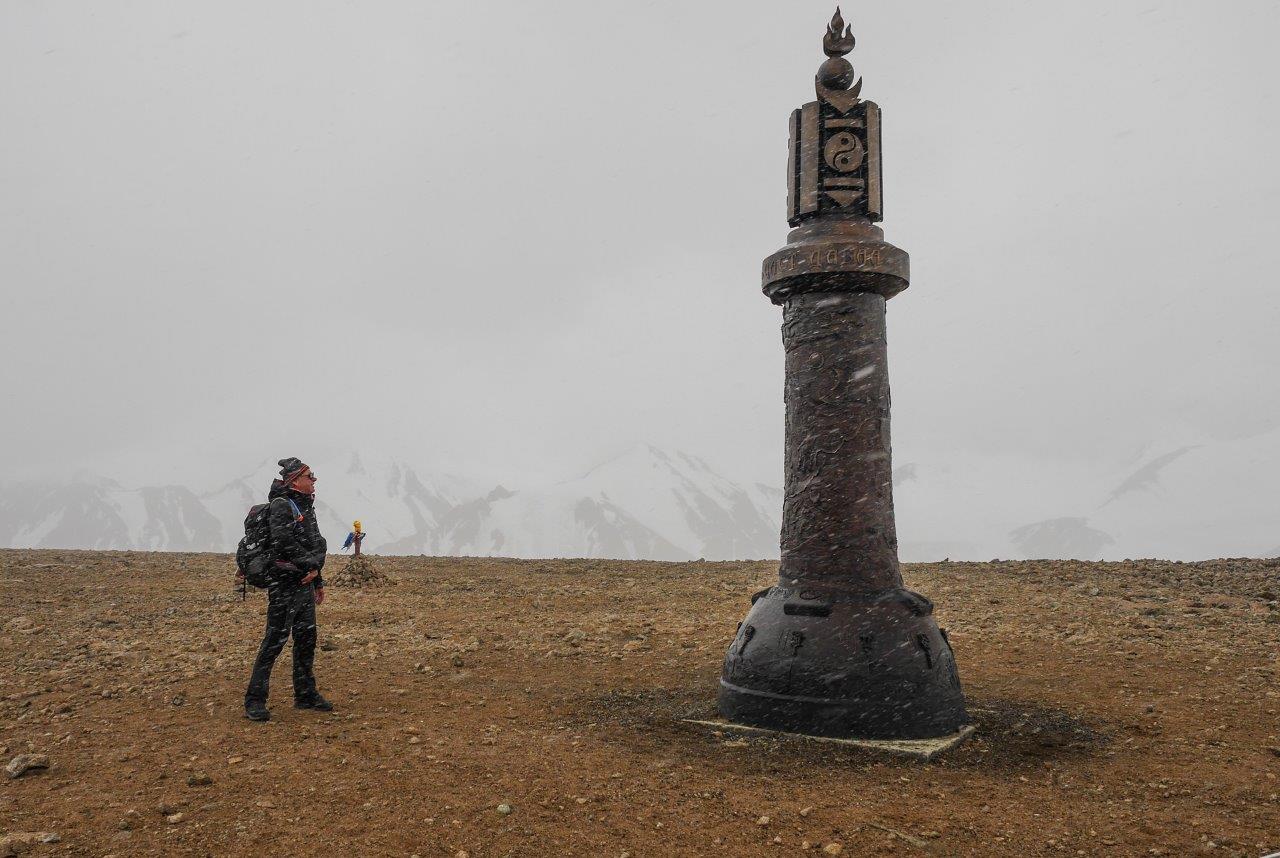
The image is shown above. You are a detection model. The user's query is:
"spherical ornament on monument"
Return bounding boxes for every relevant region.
[817,57,855,90]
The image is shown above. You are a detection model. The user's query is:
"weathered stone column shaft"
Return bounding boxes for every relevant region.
[780,291,900,591]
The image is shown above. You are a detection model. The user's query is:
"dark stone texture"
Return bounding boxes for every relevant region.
[718,283,968,739]
[778,290,898,589]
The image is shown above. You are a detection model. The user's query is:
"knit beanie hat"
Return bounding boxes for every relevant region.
[278,457,309,482]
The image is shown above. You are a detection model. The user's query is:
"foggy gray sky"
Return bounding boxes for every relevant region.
[2,1,1278,504]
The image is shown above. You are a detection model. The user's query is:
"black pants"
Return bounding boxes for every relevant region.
[245,580,318,705]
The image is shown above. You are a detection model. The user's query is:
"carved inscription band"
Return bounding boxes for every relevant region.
[761,240,909,296]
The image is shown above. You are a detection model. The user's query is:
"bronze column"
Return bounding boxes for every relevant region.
[718,9,968,740]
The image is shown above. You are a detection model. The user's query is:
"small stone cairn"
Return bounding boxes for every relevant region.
[328,555,391,588]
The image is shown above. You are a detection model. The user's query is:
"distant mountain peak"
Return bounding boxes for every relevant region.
[68,470,122,490]
[579,442,722,482]
[1009,517,1115,560]
[1103,446,1199,506]
[893,463,918,486]
[347,452,366,476]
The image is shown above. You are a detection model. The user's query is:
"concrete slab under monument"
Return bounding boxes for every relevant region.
[682,717,976,761]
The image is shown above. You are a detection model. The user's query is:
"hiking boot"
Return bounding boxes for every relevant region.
[244,701,270,722]
[294,693,333,712]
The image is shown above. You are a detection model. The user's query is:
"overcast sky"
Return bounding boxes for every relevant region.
[2,1,1277,500]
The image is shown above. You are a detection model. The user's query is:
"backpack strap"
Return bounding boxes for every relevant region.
[271,496,305,522]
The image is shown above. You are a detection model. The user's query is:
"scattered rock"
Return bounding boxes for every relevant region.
[0,832,59,857]
[186,772,213,787]
[822,844,844,856]
[799,806,813,817]
[756,815,771,826]
[165,813,185,825]
[496,803,512,815]
[5,754,49,779]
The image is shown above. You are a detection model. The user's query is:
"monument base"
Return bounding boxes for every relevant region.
[719,585,969,740]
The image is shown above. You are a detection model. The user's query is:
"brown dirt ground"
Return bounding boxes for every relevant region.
[1,549,1279,857]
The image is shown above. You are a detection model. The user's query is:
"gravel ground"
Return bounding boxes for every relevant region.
[1,549,1278,857]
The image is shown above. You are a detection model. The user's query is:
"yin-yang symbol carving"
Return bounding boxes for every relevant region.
[823,131,865,172]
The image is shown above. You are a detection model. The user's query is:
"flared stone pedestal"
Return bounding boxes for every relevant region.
[719,584,967,740]
[719,222,969,741]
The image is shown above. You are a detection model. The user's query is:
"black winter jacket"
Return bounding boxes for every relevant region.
[267,480,327,587]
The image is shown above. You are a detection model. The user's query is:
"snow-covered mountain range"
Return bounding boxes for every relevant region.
[2,430,1276,561]
[427,446,781,561]
[892,427,1280,562]
[0,445,782,561]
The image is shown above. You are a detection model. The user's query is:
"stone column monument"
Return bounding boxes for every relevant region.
[718,9,969,740]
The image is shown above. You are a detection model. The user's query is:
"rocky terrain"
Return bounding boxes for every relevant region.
[1,549,1278,856]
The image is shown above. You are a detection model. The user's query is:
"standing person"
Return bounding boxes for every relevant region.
[244,457,332,721]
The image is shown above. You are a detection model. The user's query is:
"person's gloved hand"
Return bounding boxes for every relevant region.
[314,586,326,606]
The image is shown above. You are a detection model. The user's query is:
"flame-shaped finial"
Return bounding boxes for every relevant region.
[816,7,861,97]
[823,7,856,58]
